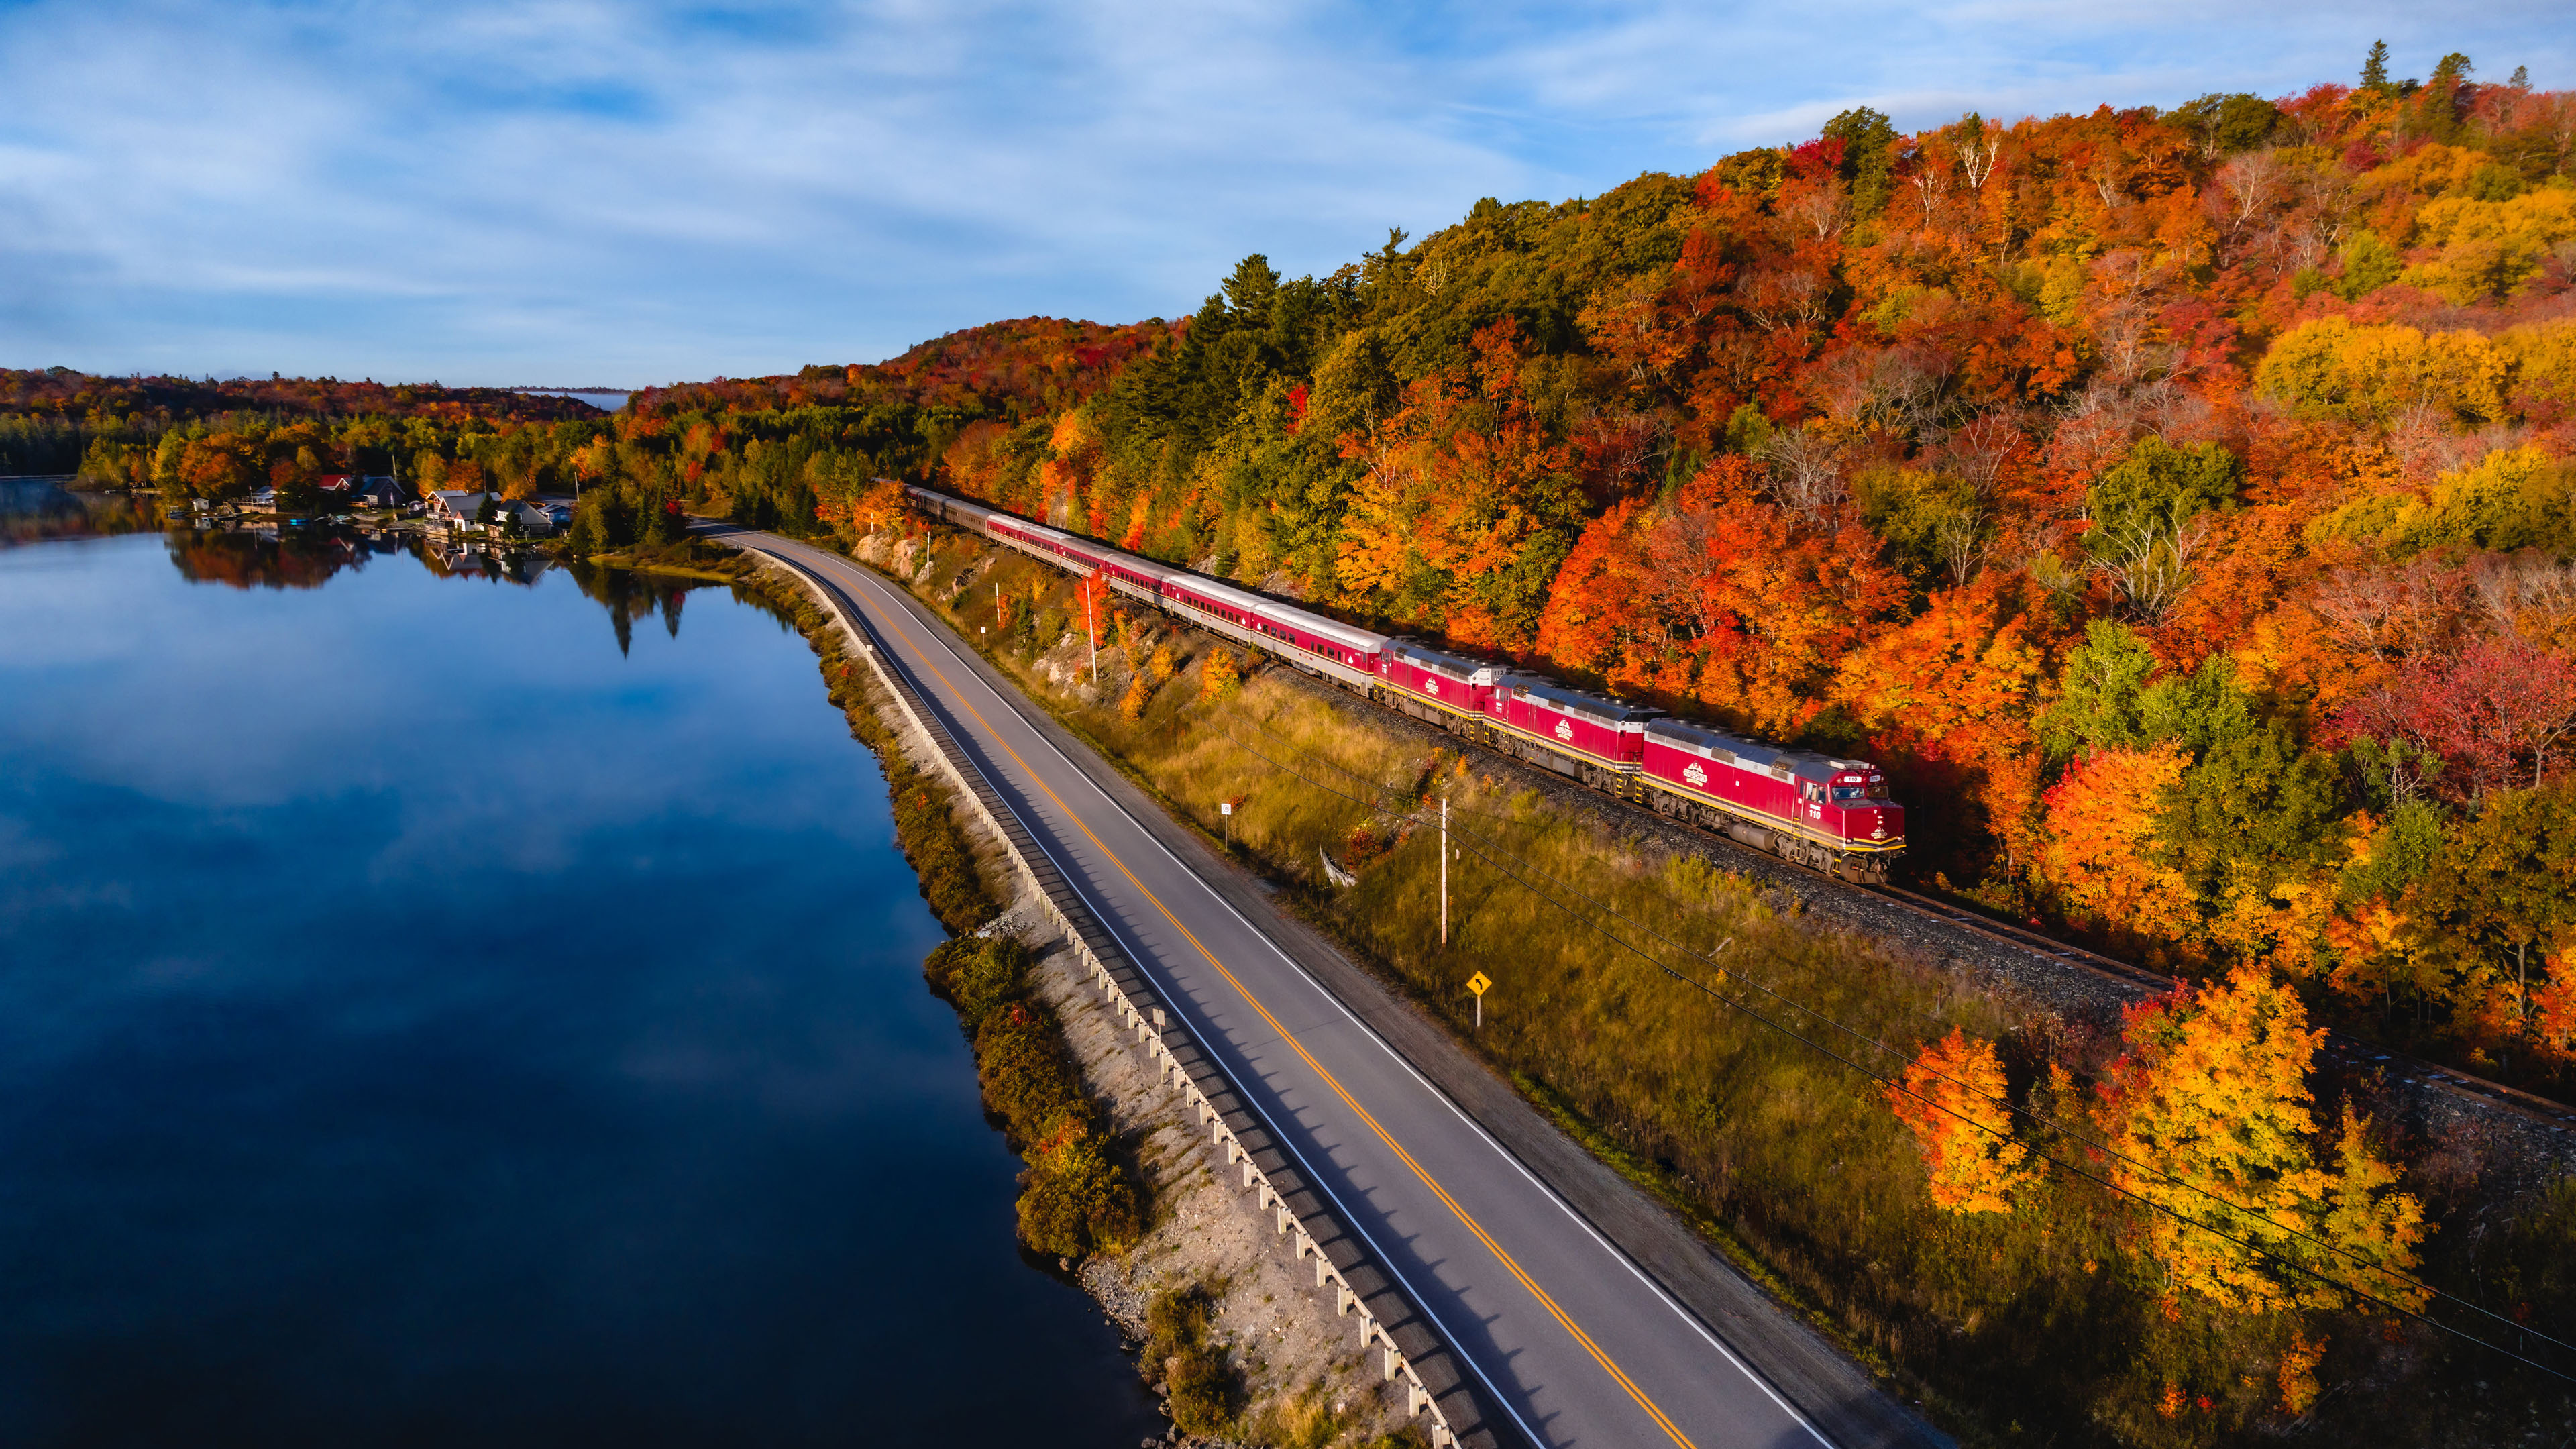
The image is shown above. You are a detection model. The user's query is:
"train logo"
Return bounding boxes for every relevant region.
[1426,678,1440,695]
[1554,720,1575,742]
[1682,763,1708,788]
[1872,826,1886,839]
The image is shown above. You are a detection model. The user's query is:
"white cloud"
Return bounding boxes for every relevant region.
[0,0,2566,382]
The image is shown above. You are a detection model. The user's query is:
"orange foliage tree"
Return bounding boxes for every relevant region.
[1885,1028,2035,1213]
[2036,745,2196,950]
[1336,320,1584,650]
[1831,580,2047,878]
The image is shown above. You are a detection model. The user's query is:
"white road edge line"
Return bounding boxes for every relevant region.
[747,537,1552,1449]
[801,537,1839,1449]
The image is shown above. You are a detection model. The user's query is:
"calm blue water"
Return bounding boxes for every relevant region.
[517,390,629,413]
[0,522,1157,1446]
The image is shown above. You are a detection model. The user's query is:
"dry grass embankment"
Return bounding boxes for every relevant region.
[858,526,2576,1449]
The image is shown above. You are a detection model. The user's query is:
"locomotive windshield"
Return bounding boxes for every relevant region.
[1833,782,1889,801]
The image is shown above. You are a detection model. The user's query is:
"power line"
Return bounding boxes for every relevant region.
[1224,718,2576,1346]
[1214,724,2576,1379]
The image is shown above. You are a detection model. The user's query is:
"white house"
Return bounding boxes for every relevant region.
[427,491,489,531]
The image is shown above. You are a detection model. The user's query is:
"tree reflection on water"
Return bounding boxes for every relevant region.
[0,480,165,545]
[3,478,752,659]
[566,557,696,655]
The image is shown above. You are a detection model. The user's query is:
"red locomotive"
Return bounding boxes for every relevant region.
[904,484,1904,882]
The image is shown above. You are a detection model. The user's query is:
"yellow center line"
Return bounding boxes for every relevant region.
[805,548,1699,1449]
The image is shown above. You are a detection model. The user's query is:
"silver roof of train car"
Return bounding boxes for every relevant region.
[1501,673,1662,726]
[1387,639,1498,682]
[1252,598,1388,651]
[1102,551,1180,581]
[1646,718,1875,780]
[1165,573,1271,614]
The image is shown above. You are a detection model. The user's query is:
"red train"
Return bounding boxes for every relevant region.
[906,484,1904,882]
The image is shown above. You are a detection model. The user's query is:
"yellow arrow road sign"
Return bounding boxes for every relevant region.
[1467,971,1491,996]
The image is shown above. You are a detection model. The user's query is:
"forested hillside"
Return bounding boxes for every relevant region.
[0,369,600,476]
[885,52,2573,1100]
[24,51,2576,1102]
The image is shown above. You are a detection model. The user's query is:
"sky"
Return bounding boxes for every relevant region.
[1,1,2568,388]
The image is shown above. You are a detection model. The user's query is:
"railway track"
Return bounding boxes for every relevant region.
[907,508,2576,1158]
[1860,882,2576,1134]
[1305,667,2576,1151]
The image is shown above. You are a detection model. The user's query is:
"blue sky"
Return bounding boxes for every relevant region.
[1,1,2567,386]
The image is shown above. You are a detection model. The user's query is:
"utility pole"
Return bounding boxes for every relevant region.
[1086,572,1099,684]
[1440,795,1450,947]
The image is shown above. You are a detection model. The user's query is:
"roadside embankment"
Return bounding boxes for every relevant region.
[733,553,1440,1449]
[845,521,2576,1449]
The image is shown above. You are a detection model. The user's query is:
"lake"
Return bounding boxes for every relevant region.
[516,390,631,413]
[0,510,1160,1446]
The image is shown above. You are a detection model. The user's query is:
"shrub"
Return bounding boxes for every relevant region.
[973,1002,1093,1146]
[1018,1128,1144,1258]
[923,936,1028,1032]
[885,778,996,930]
[1144,1285,1234,1433]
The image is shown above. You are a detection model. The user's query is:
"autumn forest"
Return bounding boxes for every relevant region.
[13,45,2576,1444]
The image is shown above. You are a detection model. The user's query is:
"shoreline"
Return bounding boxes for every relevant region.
[731,552,1428,1449]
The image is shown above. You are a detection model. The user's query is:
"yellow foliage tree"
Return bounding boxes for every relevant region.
[2311,443,2573,555]
[2276,1330,2327,1414]
[2402,189,2576,303]
[2096,964,2429,1315]
[2500,316,2576,416]
[1199,647,1240,701]
[1886,1028,2034,1214]
[2349,141,2487,211]
[1037,407,1105,528]
[2255,317,2512,425]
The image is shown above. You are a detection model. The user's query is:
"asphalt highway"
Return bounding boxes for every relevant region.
[722,528,1896,1449]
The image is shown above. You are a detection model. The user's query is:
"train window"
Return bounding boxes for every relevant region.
[1832,782,1890,801]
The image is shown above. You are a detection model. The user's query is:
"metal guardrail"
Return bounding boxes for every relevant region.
[751,546,1489,1449]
